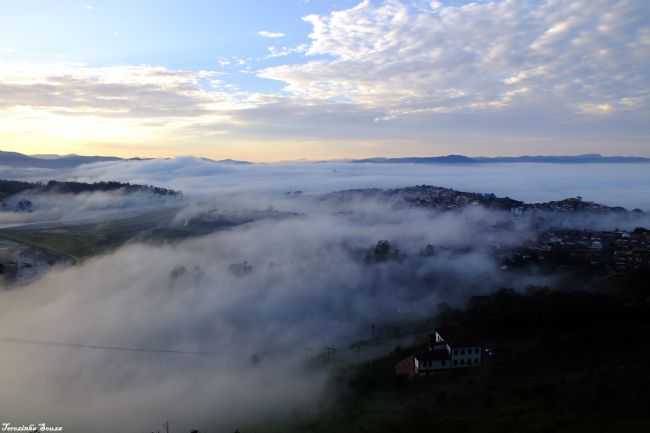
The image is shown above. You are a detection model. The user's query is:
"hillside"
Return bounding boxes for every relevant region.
[261,274,650,433]
[0,179,180,201]
[322,185,639,214]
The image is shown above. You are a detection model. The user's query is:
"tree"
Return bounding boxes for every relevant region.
[365,240,402,264]
[420,244,437,257]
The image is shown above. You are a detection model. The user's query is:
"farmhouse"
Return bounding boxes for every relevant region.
[395,329,484,378]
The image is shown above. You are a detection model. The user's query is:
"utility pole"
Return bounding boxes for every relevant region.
[164,421,170,433]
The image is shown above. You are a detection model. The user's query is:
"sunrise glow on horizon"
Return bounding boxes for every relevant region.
[1,0,649,161]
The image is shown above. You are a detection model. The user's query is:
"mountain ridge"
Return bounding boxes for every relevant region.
[0,150,253,169]
[351,154,650,164]
[3,150,650,168]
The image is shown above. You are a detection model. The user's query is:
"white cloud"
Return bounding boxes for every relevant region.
[0,63,255,145]
[266,44,308,58]
[578,102,615,115]
[258,0,650,121]
[258,30,285,38]
[1,1,649,157]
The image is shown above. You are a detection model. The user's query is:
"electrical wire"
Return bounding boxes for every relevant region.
[0,336,220,356]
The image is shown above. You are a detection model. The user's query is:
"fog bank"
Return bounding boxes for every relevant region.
[0,157,647,431]
[0,196,547,432]
[2,158,649,210]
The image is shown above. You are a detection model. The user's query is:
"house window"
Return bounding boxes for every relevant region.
[454,360,458,366]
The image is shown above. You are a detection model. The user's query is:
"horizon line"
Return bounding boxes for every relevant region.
[4,149,650,164]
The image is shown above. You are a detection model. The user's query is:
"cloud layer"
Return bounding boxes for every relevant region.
[261,0,650,118]
[3,157,650,211]
[1,0,649,159]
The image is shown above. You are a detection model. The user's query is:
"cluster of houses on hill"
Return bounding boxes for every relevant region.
[501,228,650,272]
[395,329,487,378]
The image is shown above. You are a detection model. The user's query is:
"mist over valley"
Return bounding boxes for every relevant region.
[0,157,649,432]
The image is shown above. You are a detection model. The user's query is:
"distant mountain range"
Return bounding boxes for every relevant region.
[351,154,650,164]
[198,157,252,165]
[2,150,649,169]
[0,151,128,169]
[0,151,251,169]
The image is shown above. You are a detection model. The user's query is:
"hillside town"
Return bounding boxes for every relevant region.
[501,227,650,273]
[323,185,641,216]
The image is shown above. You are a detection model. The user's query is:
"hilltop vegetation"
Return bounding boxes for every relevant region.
[0,179,180,200]
[263,272,650,433]
[322,185,636,214]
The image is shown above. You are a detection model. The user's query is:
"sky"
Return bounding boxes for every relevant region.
[1,0,649,161]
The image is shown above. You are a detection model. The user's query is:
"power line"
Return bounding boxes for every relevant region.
[0,336,221,356]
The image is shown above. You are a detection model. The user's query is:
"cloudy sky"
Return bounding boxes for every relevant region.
[1,0,649,161]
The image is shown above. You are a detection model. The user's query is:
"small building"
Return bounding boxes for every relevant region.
[590,240,603,250]
[396,329,484,377]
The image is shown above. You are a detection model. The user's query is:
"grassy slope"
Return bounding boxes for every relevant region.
[0,207,257,261]
[0,208,180,260]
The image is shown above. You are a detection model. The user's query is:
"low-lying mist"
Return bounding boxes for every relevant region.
[2,157,650,210]
[0,190,180,227]
[0,194,551,432]
[0,157,648,431]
